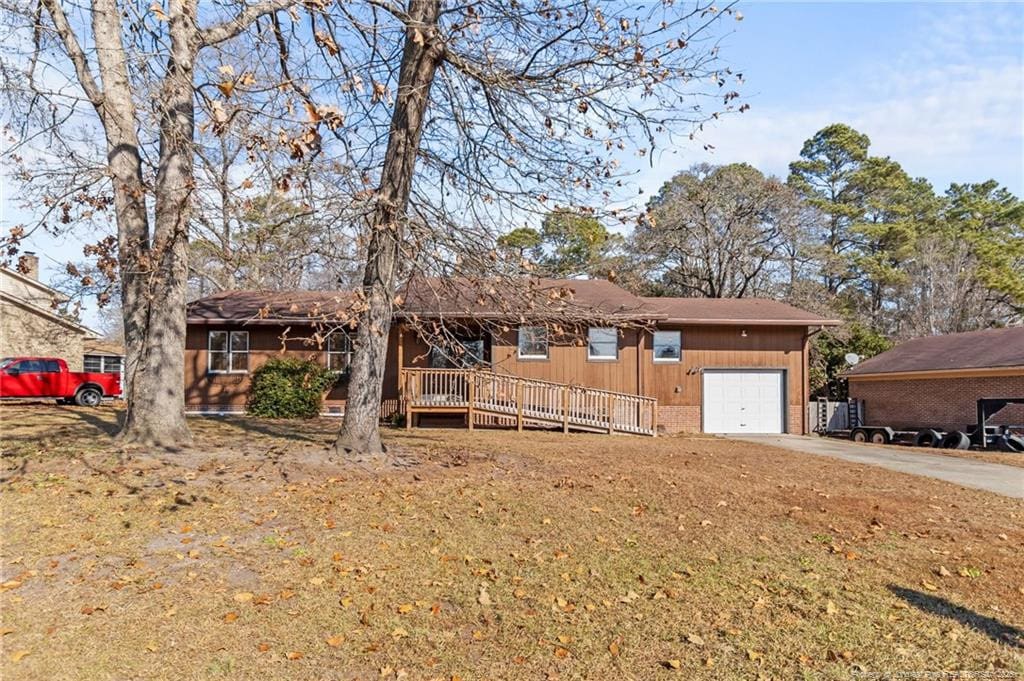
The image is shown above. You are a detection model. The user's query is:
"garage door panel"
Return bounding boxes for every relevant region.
[703,370,783,434]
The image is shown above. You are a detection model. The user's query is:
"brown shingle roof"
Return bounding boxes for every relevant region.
[83,339,125,356]
[186,281,836,327]
[845,327,1024,376]
[187,289,360,324]
[399,277,652,320]
[640,297,840,326]
[186,278,654,324]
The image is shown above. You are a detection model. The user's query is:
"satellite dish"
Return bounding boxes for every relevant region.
[845,353,861,366]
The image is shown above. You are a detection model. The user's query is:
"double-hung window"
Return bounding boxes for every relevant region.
[517,326,549,360]
[326,332,353,372]
[208,330,249,373]
[653,331,682,362]
[587,327,618,360]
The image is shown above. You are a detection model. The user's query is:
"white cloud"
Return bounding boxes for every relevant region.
[631,2,1024,197]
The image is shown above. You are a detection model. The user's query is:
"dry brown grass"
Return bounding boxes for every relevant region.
[1,405,1022,680]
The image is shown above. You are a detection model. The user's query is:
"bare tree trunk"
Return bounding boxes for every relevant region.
[335,0,442,456]
[119,0,197,446]
[86,0,192,446]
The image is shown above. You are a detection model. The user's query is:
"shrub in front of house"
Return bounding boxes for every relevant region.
[247,357,337,419]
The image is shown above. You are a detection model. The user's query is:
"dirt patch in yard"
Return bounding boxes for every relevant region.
[1,405,1022,680]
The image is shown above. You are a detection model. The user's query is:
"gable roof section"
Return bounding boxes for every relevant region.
[0,266,70,303]
[0,290,98,337]
[641,297,840,327]
[845,327,1024,377]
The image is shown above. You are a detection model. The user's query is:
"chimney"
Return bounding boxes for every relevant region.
[19,252,39,281]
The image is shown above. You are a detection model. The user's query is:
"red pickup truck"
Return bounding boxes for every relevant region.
[0,357,121,406]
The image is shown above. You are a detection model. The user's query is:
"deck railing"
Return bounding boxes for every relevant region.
[400,368,657,436]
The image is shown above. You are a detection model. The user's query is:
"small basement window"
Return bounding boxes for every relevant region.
[209,330,249,373]
[326,332,353,372]
[653,331,682,362]
[517,326,549,359]
[587,327,618,360]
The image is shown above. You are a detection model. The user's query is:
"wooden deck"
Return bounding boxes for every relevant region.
[400,368,657,436]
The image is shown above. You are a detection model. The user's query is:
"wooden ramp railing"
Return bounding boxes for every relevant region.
[400,368,657,436]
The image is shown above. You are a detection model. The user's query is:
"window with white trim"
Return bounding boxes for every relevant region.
[208,330,249,373]
[587,327,618,360]
[84,355,123,374]
[653,330,682,362]
[517,326,549,359]
[326,332,353,372]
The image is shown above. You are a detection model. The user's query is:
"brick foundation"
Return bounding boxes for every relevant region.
[658,404,804,434]
[788,405,806,435]
[657,405,702,433]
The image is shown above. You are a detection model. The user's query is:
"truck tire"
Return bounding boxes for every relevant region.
[997,435,1024,453]
[74,386,102,407]
[940,431,971,450]
[870,429,891,445]
[851,428,869,443]
[914,429,942,448]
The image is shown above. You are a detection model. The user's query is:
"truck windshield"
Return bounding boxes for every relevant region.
[0,358,14,369]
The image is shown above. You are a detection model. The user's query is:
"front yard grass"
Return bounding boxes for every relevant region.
[1,405,1022,679]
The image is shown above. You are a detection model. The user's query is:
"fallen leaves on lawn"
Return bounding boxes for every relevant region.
[9,650,30,663]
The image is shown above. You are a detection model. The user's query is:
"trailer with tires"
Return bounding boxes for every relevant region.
[815,397,1024,453]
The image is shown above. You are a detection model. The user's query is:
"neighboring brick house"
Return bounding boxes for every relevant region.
[0,255,101,372]
[185,278,839,434]
[846,327,1024,431]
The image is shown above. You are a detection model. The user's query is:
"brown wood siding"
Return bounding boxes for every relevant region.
[184,324,402,410]
[645,325,805,406]
[488,327,641,395]
[184,320,811,433]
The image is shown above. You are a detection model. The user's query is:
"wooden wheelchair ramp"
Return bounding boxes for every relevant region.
[400,368,657,436]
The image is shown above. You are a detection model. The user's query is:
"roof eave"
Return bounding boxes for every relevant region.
[844,365,1024,380]
[660,317,842,327]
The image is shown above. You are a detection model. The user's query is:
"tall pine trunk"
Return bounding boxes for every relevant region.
[335,0,442,456]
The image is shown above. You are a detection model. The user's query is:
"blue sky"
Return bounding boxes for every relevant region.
[636,1,1024,195]
[3,1,1022,326]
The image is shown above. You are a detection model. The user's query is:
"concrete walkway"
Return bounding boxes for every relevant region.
[729,434,1024,499]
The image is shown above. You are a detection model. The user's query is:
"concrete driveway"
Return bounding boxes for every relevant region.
[729,434,1024,499]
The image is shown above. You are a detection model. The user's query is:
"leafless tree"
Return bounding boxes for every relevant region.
[189,129,364,295]
[633,163,803,298]
[258,0,744,454]
[2,0,301,446]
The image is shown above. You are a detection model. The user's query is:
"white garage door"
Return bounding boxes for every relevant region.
[702,370,784,434]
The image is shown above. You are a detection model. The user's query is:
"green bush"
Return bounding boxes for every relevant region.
[247,357,338,419]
